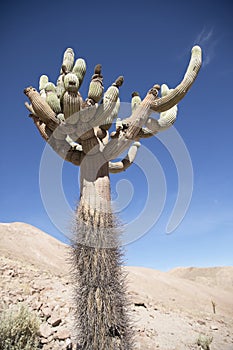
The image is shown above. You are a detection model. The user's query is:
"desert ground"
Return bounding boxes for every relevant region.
[0,222,232,349]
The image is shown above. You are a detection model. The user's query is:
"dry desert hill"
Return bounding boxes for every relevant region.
[0,222,233,350]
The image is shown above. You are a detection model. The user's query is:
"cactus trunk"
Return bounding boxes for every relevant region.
[71,156,132,350]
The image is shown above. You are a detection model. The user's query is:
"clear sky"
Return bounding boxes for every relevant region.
[1,0,233,271]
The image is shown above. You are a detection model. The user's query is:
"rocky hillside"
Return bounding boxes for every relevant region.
[0,222,233,349]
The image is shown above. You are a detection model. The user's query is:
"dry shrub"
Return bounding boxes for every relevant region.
[0,304,40,350]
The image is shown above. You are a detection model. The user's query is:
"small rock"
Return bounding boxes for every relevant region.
[197,320,206,325]
[39,323,53,338]
[48,314,62,327]
[33,300,43,311]
[56,327,71,340]
[210,325,218,330]
[42,306,52,318]
[134,302,147,308]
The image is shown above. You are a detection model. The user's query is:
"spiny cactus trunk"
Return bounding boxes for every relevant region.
[71,156,133,350]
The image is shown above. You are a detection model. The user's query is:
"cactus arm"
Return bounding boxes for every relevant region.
[109,141,141,173]
[100,97,120,131]
[121,46,202,140]
[150,46,202,113]
[61,48,75,73]
[39,75,49,91]
[56,73,65,99]
[123,86,158,140]
[143,83,178,135]
[24,87,59,130]
[45,82,62,114]
[72,58,86,88]
[30,113,84,166]
[90,76,123,129]
[85,64,104,106]
[103,84,175,159]
[103,133,132,162]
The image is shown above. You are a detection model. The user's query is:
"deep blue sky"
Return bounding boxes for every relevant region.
[1,0,233,270]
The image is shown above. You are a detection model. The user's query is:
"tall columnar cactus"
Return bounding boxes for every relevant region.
[24,46,202,349]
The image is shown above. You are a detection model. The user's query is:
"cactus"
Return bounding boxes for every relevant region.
[88,79,103,103]
[24,45,202,350]
[24,87,59,130]
[45,82,61,114]
[61,47,75,72]
[62,91,81,120]
[92,78,121,128]
[39,75,49,91]
[159,84,178,126]
[64,73,79,92]
[39,75,49,100]
[87,64,104,103]
[100,92,120,131]
[72,58,86,87]
[61,73,81,120]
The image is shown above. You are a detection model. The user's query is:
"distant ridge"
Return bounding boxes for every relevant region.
[0,222,69,275]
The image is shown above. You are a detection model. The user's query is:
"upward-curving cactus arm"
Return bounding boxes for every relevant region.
[109,141,141,173]
[150,46,202,113]
[121,46,202,140]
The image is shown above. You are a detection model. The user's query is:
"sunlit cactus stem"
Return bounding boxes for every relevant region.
[72,58,86,87]
[24,45,202,349]
[61,47,75,72]
[45,82,61,114]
